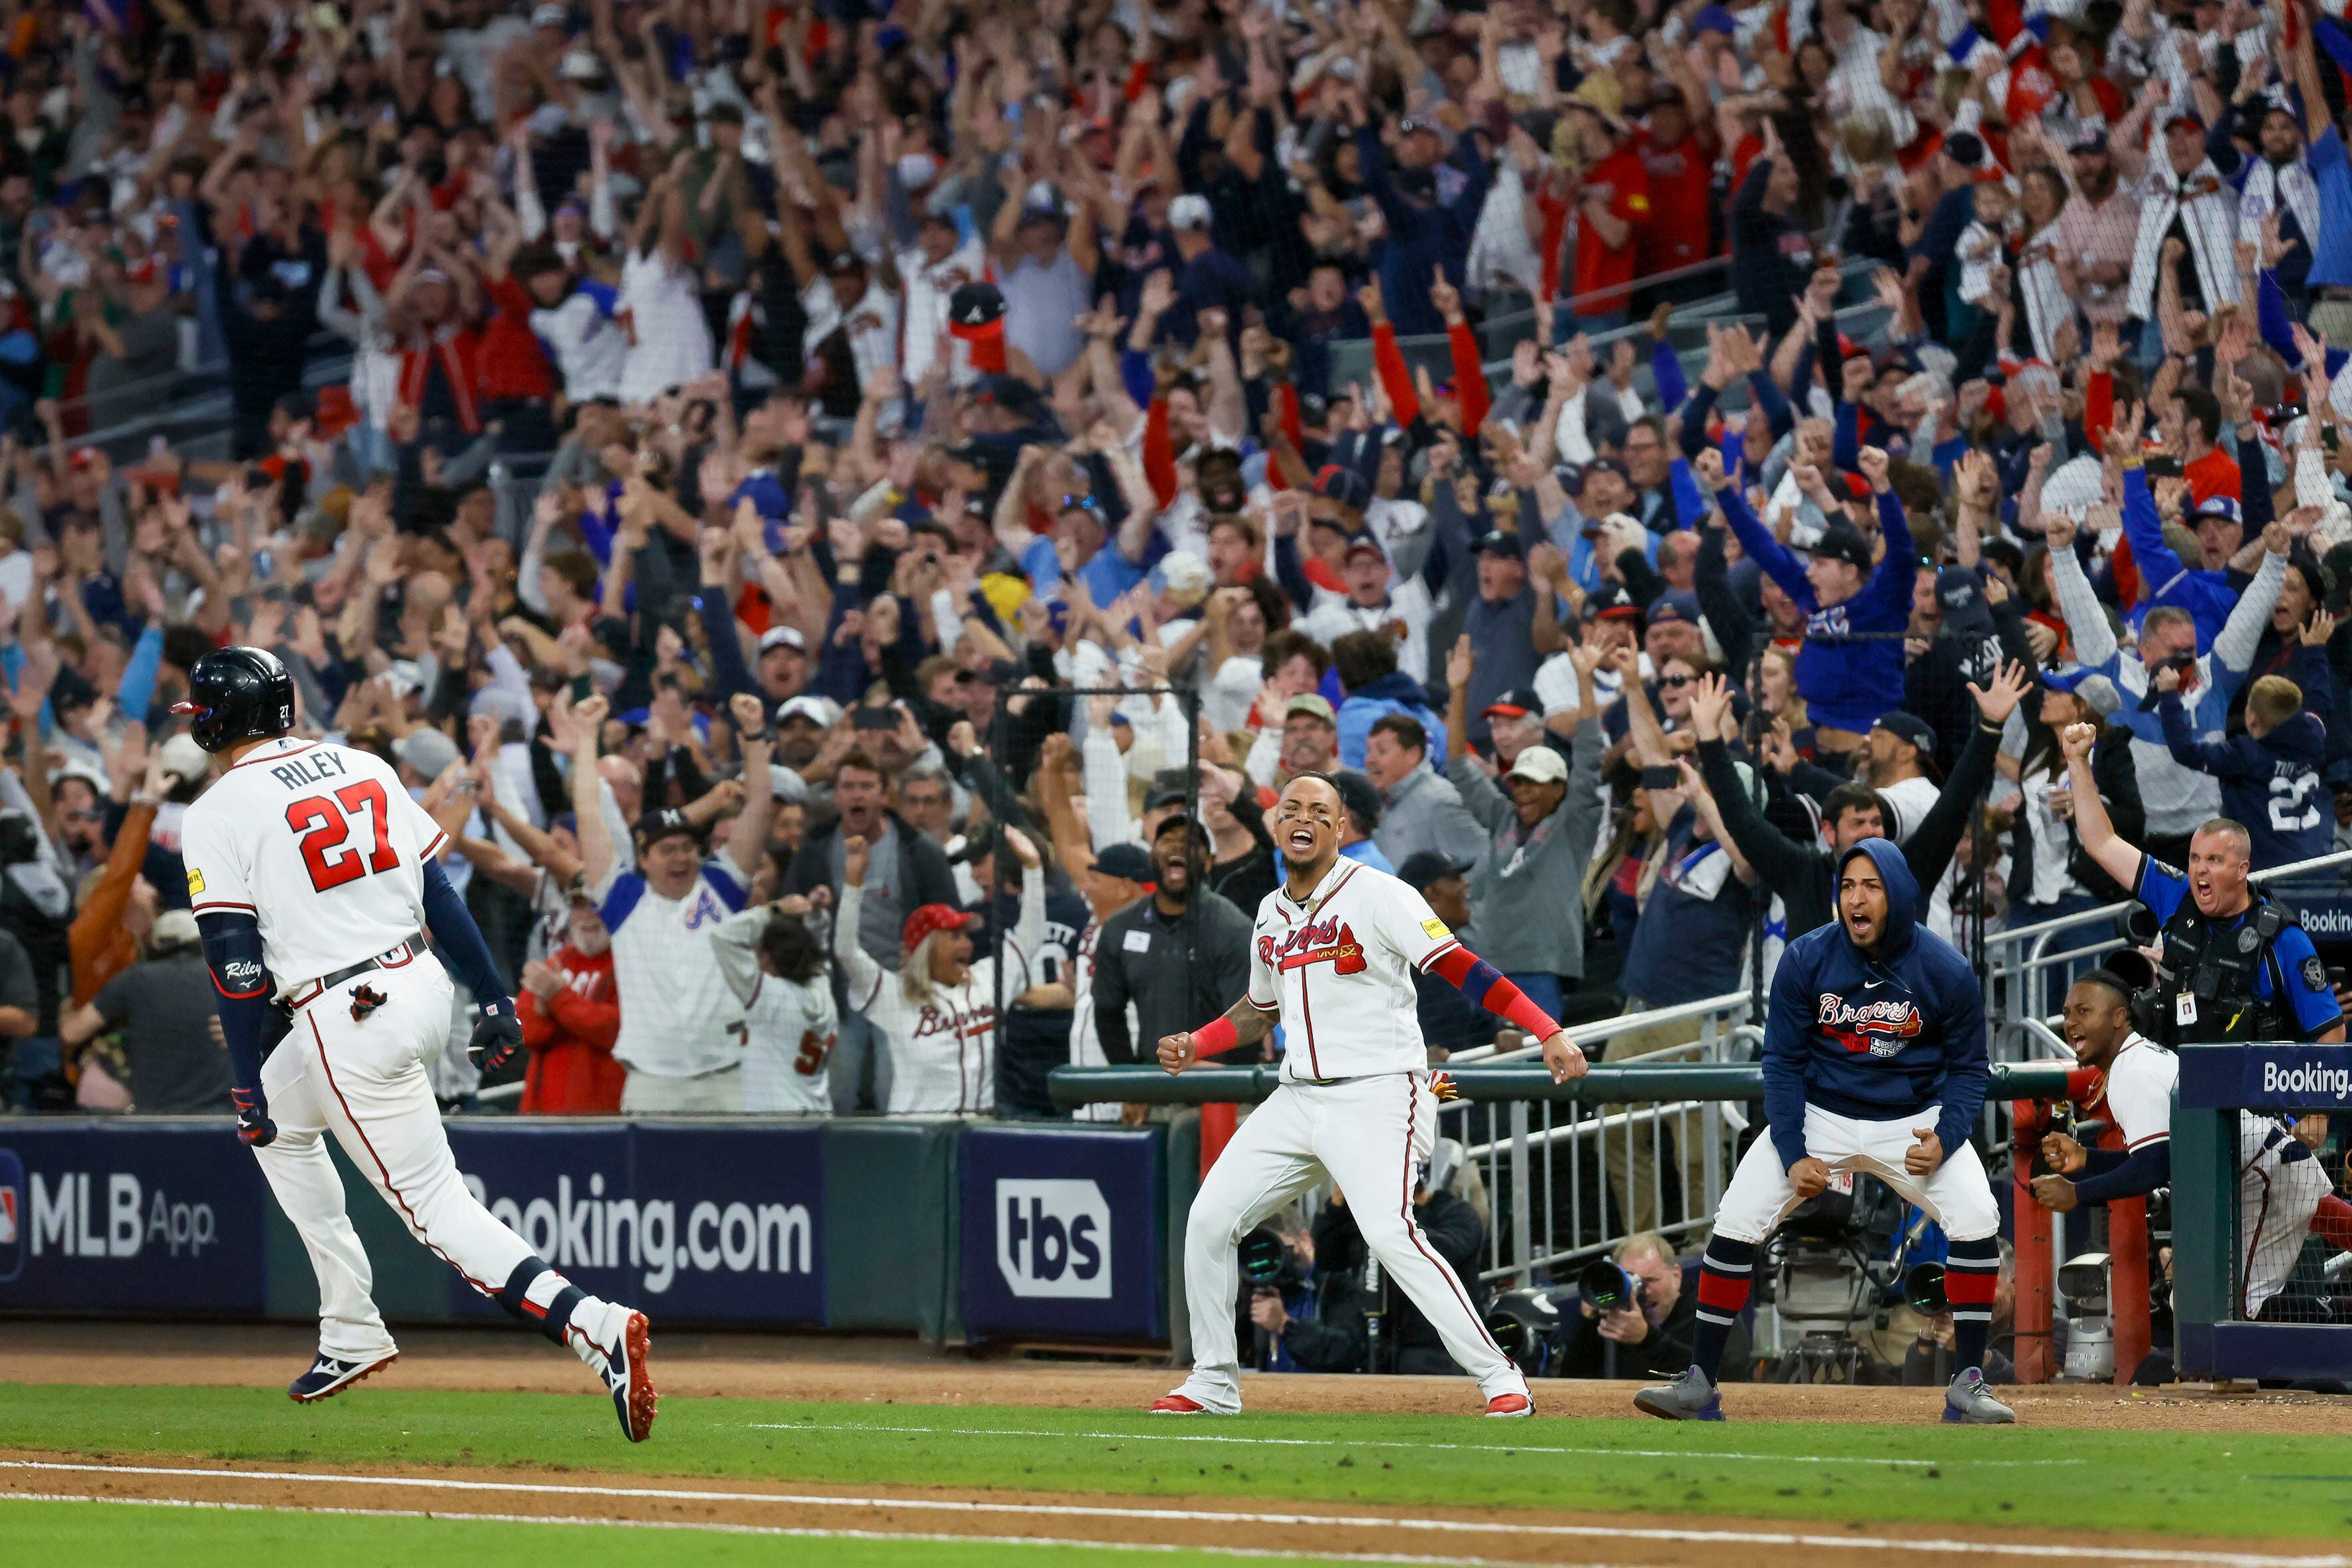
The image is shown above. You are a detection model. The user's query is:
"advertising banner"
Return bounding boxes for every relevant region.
[959,1125,1163,1341]
[2177,1043,2352,1111]
[0,1119,267,1313]
[447,1121,824,1325]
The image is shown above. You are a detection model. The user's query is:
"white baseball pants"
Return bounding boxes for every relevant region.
[1712,1103,2002,1244]
[252,954,539,1357]
[2239,1113,2332,1319]
[1174,1073,1525,1412]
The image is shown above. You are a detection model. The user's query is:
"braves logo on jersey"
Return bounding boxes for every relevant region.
[1261,918,1367,976]
[1818,992,1925,1057]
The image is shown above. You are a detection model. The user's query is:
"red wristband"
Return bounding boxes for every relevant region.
[1192,1018,1240,1058]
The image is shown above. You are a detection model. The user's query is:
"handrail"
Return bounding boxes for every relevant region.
[1047,1059,2079,1109]
[1982,845,2352,951]
[1456,989,1751,1064]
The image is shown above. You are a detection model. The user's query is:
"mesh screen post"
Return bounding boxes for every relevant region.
[2175,1042,2352,1383]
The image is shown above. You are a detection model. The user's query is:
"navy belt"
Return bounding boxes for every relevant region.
[288,935,429,1009]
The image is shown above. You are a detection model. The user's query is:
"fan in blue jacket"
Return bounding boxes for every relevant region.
[1699,446,1915,739]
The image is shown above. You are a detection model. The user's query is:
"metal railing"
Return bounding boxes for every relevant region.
[1980,846,2352,1057]
[1052,1046,2077,1291]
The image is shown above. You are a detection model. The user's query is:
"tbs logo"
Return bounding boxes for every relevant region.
[0,1148,23,1284]
[996,1179,1110,1299]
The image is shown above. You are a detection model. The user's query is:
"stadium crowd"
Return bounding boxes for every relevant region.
[0,0,2349,1178]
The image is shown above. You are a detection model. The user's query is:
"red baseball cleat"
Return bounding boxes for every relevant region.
[1484,1392,1534,1418]
[1149,1393,1210,1414]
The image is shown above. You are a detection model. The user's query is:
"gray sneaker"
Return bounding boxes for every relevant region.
[1633,1365,1724,1422]
[1942,1367,2016,1424]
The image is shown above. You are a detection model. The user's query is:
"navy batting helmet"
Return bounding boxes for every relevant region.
[172,646,296,752]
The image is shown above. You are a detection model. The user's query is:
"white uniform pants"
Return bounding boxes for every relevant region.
[2240,1113,2332,1318]
[252,956,537,1357]
[1714,1103,2001,1244]
[1176,1073,1524,1412]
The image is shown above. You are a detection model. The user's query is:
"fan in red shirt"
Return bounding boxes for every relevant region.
[516,903,626,1115]
[1633,82,1718,297]
[1562,95,1652,330]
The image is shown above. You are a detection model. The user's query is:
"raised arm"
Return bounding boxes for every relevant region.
[568,693,616,891]
[2061,721,2144,892]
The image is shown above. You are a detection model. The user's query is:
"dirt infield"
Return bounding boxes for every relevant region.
[2,1446,2345,1567]
[5,1318,2349,1433]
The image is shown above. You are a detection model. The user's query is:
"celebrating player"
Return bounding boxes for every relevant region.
[1637,838,2015,1425]
[1148,770,1589,1418]
[176,648,657,1441]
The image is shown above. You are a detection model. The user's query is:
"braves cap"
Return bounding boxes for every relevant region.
[901,902,973,951]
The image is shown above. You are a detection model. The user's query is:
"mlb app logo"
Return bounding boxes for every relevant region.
[0,1147,23,1284]
[996,1179,1111,1300]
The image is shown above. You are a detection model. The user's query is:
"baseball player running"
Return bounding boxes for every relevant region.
[1637,838,2014,1424]
[1149,771,1591,1417]
[177,648,657,1440]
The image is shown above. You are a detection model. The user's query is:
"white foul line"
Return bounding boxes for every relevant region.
[0,1460,2333,1568]
[747,1420,2080,1469]
[0,1492,1576,1567]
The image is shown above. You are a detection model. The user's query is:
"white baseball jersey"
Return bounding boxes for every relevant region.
[710,905,838,1115]
[181,736,448,994]
[834,873,1044,1116]
[2099,1035,2177,1152]
[1248,859,1457,1083]
[595,859,750,1080]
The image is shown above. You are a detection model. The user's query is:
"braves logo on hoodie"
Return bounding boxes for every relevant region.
[1816,993,1925,1057]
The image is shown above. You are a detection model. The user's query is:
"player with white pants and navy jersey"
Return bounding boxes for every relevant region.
[176,648,657,1439]
[1148,772,1593,1418]
[1636,838,2016,1426]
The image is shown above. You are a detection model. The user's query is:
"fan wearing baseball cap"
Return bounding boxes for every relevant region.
[1300,528,1434,686]
[833,826,1046,1115]
[1695,445,1915,760]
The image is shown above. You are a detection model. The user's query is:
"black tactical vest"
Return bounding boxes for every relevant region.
[2144,892,2295,1046]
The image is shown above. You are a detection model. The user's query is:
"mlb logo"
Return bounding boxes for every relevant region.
[0,1147,22,1284]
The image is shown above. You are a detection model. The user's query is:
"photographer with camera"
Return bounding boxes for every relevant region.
[1243,1151,1488,1378]
[1554,1233,1714,1381]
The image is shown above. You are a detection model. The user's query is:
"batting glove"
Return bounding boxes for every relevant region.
[470,998,525,1073]
[232,1086,277,1148]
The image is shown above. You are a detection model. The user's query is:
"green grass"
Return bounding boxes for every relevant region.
[3,1383,2351,1541]
[0,1495,1354,1567]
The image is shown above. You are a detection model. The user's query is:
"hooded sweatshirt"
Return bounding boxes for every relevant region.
[1718,483,1915,734]
[1761,839,1989,1172]
[2157,695,2332,870]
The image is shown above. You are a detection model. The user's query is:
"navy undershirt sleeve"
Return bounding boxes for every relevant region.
[420,858,513,1010]
[2071,1141,2172,1204]
[196,910,273,1097]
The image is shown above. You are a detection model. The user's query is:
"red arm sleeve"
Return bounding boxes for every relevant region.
[1371,322,1422,429]
[546,983,622,1052]
[2085,370,2113,451]
[1425,945,1562,1038]
[1143,397,1179,509]
[1449,321,1488,441]
[517,988,556,1050]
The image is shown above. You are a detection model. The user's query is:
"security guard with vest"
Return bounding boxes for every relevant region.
[2060,723,2344,1045]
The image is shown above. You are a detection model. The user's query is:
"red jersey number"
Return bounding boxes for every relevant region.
[793,1028,836,1076]
[286,780,402,892]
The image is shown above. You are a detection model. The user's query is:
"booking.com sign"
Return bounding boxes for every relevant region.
[995,1179,1111,1299]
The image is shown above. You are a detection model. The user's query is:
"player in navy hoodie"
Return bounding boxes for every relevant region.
[1634,838,2014,1424]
